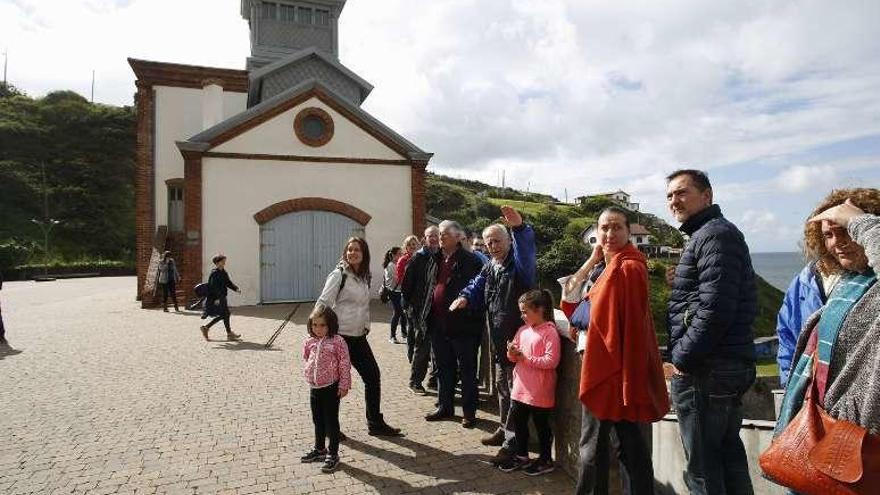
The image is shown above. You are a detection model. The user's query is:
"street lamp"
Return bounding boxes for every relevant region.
[31,218,61,276]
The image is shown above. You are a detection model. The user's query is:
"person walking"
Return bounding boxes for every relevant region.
[562,207,669,495]
[316,237,402,437]
[0,269,6,347]
[200,254,242,341]
[664,169,757,495]
[450,206,536,464]
[382,247,406,344]
[497,289,561,476]
[401,226,441,394]
[424,220,484,428]
[300,305,351,474]
[156,251,181,312]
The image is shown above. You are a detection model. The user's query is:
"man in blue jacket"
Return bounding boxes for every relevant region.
[664,169,757,495]
[451,206,536,466]
[775,262,827,387]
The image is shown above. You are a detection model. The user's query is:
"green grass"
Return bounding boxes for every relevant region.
[757,358,779,377]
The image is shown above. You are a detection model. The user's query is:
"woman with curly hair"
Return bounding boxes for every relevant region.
[764,188,880,493]
[776,189,880,385]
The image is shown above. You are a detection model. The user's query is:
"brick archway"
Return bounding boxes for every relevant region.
[253,197,371,226]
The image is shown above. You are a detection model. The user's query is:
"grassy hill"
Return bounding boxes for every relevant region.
[427,172,785,339]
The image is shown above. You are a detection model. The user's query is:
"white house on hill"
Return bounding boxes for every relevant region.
[581,223,652,248]
[130,0,431,306]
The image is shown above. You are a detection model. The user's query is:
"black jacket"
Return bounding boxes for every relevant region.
[205,268,238,317]
[430,247,485,339]
[667,204,757,373]
[401,247,438,326]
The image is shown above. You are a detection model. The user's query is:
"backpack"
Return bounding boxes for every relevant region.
[193,282,209,298]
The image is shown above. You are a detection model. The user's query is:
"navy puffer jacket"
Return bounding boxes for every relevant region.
[667,204,757,373]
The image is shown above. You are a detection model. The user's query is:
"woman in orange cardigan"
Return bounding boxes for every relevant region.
[562,206,669,495]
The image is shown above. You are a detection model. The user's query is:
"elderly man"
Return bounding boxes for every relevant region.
[401,226,441,394]
[665,169,757,495]
[423,220,485,426]
[451,206,536,463]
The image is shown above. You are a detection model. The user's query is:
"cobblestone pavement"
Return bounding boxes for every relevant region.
[0,277,574,494]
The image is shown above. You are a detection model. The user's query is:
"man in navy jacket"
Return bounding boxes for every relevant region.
[664,169,757,495]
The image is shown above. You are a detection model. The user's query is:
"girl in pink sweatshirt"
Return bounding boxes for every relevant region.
[500,289,561,476]
[301,305,351,473]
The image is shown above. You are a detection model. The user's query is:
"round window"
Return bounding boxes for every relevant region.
[294,107,334,147]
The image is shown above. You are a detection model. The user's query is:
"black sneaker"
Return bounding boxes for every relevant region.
[409,384,427,395]
[490,447,515,466]
[523,458,554,476]
[368,422,404,437]
[300,448,327,463]
[498,455,529,473]
[426,377,437,390]
[321,454,340,473]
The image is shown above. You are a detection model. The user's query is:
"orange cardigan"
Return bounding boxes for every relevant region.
[563,244,669,422]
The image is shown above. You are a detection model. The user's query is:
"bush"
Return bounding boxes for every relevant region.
[0,239,34,271]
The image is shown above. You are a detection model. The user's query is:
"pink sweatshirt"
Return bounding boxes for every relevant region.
[303,334,352,394]
[508,321,562,408]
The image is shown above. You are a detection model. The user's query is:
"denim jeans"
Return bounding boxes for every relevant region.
[389,292,406,339]
[670,359,756,495]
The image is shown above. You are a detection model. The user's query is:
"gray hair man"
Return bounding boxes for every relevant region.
[450,206,536,465]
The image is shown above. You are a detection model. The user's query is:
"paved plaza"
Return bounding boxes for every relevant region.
[0,277,574,494]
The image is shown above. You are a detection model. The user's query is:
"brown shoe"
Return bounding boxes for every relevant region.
[200,326,209,341]
[226,331,241,341]
[481,429,505,446]
[490,447,515,466]
[462,416,477,429]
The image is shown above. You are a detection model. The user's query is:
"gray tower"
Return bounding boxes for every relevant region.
[241,0,346,70]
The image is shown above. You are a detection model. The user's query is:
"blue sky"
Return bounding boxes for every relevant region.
[2,0,879,252]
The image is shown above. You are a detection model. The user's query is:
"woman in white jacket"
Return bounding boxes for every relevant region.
[315,237,403,437]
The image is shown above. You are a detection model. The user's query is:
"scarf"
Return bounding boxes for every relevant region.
[775,269,876,436]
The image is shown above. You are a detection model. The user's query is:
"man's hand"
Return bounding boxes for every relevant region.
[338,388,348,398]
[663,362,685,379]
[500,206,523,228]
[449,297,468,312]
[809,198,864,228]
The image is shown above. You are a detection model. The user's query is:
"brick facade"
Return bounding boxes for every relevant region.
[411,162,427,235]
[253,197,372,226]
[134,84,155,303]
[181,152,203,299]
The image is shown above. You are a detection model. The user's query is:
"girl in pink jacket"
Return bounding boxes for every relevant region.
[500,289,561,476]
[300,306,351,473]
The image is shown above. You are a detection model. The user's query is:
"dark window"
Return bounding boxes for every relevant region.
[315,9,329,26]
[589,237,597,244]
[261,2,276,19]
[302,116,326,140]
[297,6,312,24]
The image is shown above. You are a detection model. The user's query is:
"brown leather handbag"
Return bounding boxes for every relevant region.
[759,365,880,494]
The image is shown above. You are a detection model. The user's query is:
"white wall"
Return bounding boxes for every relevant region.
[212,97,405,160]
[201,157,413,305]
[153,86,247,227]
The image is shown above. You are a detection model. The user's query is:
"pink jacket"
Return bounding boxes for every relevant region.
[303,334,352,394]
[508,321,561,408]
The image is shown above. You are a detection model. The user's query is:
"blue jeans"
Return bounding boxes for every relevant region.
[389,292,406,339]
[670,359,756,495]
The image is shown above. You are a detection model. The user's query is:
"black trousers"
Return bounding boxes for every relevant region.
[311,381,341,455]
[205,298,231,331]
[161,282,178,310]
[433,331,479,417]
[575,405,654,495]
[0,299,5,341]
[341,335,383,427]
[510,400,554,460]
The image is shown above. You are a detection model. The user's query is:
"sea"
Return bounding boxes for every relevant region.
[750,252,806,291]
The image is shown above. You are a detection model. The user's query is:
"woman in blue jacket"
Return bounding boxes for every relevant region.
[775,262,827,387]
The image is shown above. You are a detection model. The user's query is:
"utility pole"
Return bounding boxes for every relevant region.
[565,188,568,203]
[2,49,7,85]
[91,70,95,103]
[31,163,61,276]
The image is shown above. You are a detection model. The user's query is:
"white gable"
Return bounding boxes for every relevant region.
[211,97,405,160]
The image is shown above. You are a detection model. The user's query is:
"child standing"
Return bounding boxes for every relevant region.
[499,289,561,476]
[301,306,351,473]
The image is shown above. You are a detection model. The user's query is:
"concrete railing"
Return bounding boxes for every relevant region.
[551,335,786,494]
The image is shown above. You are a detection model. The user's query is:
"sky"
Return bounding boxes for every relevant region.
[2,0,879,252]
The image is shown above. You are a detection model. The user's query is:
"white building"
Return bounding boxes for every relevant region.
[581,223,652,247]
[131,0,430,306]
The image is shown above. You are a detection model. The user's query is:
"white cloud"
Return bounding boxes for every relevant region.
[2,0,879,251]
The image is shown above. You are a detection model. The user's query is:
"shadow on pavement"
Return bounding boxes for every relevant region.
[212,340,281,351]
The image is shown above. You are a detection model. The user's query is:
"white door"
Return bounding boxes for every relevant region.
[260,211,363,303]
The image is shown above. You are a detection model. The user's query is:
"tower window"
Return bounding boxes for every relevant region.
[315,9,329,26]
[261,2,277,19]
[297,6,312,24]
[279,4,295,21]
